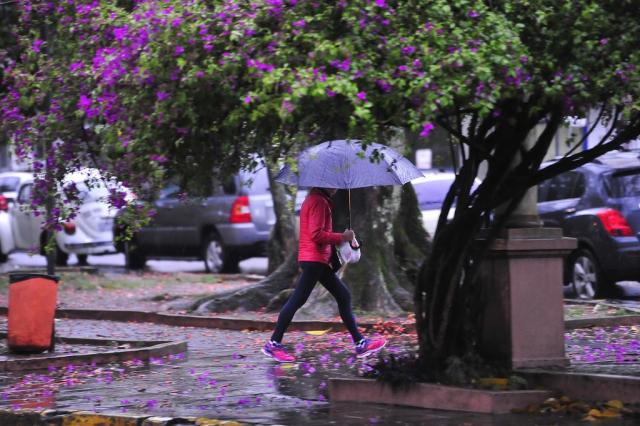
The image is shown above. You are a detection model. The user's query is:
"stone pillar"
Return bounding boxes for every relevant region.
[498,125,545,228]
[478,228,576,369]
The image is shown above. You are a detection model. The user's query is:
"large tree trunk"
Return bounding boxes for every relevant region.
[265,160,298,274]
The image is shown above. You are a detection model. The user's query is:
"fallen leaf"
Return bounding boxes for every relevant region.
[601,409,622,418]
[605,400,624,410]
[478,378,508,388]
[305,329,332,336]
[587,408,603,418]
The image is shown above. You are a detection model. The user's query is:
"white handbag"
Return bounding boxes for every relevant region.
[337,237,361,264]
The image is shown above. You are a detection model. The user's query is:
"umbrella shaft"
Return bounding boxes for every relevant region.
[348,189,352,230]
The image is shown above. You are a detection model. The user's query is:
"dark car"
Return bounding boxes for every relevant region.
[538,150,640,299]
[115,168,277,273]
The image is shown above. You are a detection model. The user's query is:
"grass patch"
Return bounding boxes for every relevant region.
[0,271,225,294]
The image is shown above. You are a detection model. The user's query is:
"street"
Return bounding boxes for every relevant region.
[0,252,269,276]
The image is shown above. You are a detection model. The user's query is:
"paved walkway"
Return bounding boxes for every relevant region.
[4,318,638,425]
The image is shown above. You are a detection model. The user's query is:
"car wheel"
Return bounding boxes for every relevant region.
[55,245,69,267]
[203,233,239,273]
[125,240,146,270]
[77,254,88,266]
[570,249,608,299]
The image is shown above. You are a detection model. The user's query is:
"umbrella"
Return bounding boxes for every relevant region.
[275,139,423,228]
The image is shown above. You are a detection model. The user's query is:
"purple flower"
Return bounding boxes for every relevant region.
[69,61,84,72]
[292,19,306,28]
[326,88,336,97]
[468,10,480,18]
[174,45,185,56]
[31,39,44,53]
[331,58,351,72]
[356,91,367,101]
[113,26,128,42]
[78,95,92,111]
[420,122,434,138]
[376,80,392,93]
[600,38,609,45]
[375,0,386,7]
[244,95,252,104]
[156,91,170,101]
[150,154,168,163]
[401,45,416,55]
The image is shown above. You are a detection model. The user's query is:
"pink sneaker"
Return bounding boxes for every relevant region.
[262,341,296,363]
[355,337,386,358]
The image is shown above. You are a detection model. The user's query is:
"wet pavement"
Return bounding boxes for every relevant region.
[2,253,640,424]
[0,318,638,425]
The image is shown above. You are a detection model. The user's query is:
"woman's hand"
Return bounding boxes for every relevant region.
[341,229,355,242]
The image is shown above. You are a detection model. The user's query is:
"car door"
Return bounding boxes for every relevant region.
[161,192,207,255]
[10,183,41,250]
[538,171,586,227]
[137,184,205,256]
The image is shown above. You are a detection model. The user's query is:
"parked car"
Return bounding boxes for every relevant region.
[538,150,640,299]
[411,170,481,237]
[115,167,303,272]
[0,171,33,262]
[0,168,123,266]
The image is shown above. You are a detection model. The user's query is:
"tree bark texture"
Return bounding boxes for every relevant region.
[265,160,298,274]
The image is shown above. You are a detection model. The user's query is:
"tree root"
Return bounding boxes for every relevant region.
[192,253,299,313]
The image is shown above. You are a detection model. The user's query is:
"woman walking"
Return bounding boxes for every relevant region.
[262,187,386,362]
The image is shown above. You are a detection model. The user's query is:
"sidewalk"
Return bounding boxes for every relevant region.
[4,317,639,425]
[0,272,639,424]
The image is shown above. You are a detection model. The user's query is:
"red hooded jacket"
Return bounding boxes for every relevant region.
[298,189,344,264]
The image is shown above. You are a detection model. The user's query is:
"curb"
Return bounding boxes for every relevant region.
[517,370,640,404]
[0,306,416,334]
[564,315,640,330]
[329,378,556,414]
[564,298,640,314]
[0,333,187,372]
[0,409,244,425]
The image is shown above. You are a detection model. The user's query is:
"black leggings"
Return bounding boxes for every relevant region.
[271,262,364,344]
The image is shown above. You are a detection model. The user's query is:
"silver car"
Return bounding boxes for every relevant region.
[115,167,303,272]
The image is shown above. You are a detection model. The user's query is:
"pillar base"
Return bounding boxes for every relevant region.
[478,228,576,369]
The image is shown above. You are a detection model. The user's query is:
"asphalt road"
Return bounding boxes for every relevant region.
[0,252,269,275]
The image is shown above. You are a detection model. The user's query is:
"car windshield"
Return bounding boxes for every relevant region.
[607,169,640,198]
[413,176,456,209]
[0,176,20,193]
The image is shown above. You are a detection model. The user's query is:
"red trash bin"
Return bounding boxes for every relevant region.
[8,273,59,353]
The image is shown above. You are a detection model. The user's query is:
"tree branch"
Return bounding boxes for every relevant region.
[435,115,492,160]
